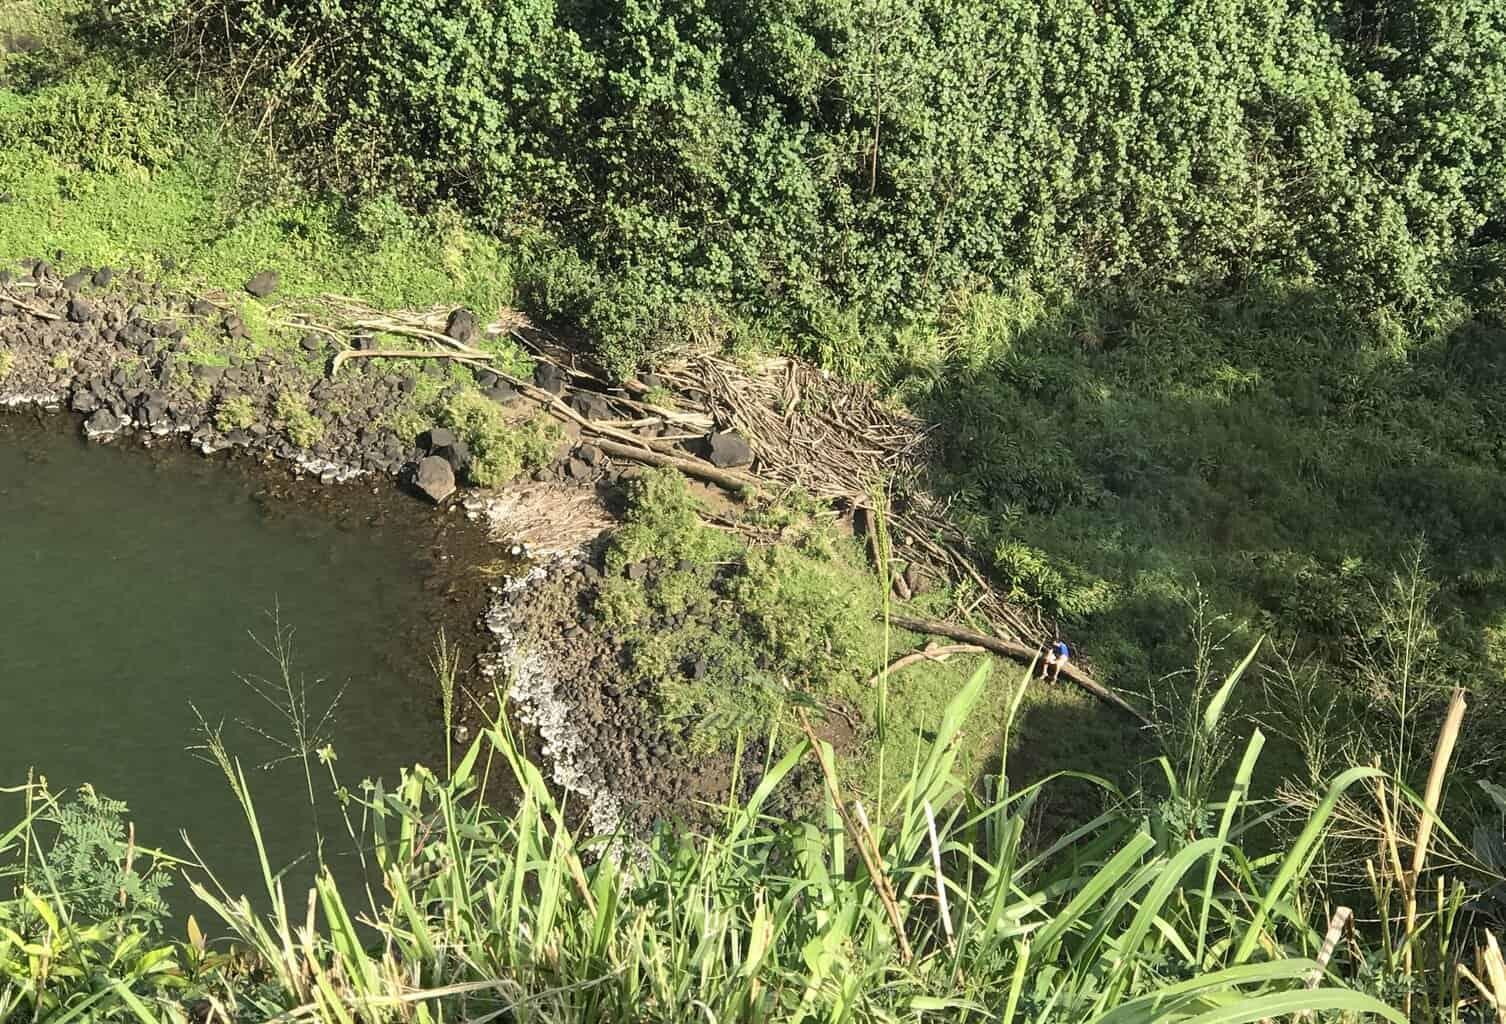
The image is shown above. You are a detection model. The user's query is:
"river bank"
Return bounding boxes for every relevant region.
[0,259,824,841]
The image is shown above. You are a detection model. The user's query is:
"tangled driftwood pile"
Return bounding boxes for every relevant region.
[287,296,1141,722]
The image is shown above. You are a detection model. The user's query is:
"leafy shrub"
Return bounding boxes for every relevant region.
[730,544,881,687]
[605,468,740,571]
[106,0,1506,370]
[0,77,184,172]
[992,540,1117,621]
[437,389,557,486]
[214,392,256,431]
[39,786,172,928]
[274,388,326,448]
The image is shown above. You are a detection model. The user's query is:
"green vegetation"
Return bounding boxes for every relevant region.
[899,284,1506,758]
[597,471,1142,795]
[0,651,1455,1021]
[436,390,558,486]
[212,394,255,432]
[0,347,12,379]
[3,0,1506,1016]
[107,0,1506,372]
[272,388,325,449]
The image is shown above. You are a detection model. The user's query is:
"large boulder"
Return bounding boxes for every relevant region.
[69,388,99,414]
[135,391,170,428]
[413,455,456,503]
[533,362,565,395]
[569,391,612,420]
[437,438,472,475]
[419,426,456,452]
[83,408,121,437]
[244,270,279,298]
[445,308,479,344]
[707,430,753,468]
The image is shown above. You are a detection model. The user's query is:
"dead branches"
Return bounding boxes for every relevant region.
[866,643,987,687]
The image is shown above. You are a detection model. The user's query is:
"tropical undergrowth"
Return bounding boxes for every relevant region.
[888,277,1506,780]
[100,0,1506,375]
[595,469,1144,802]
[3,645,1473,1022]
[0,0,557,476]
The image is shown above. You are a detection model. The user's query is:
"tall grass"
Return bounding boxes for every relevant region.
[0,650,1425,1021]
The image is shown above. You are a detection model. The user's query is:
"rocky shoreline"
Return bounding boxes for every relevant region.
[2,260,469,482]
[0,256,771,841]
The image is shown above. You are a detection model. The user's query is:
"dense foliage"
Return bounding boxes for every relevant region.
[107,0,1506,370]
[0,663,1444,1022]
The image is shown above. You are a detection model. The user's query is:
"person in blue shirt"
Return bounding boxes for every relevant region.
[1042,638,1071,683]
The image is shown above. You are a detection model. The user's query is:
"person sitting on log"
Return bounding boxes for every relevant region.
[1041,637,1071,683]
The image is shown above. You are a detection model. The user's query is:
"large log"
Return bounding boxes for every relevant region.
[593,439,763,494]
[884,614,1150,727]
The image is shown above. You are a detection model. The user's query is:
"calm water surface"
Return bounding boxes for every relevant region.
[0,412,474,908]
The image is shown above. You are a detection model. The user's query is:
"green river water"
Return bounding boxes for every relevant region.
[0,412,484,911]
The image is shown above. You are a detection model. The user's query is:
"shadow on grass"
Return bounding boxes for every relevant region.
[909,279,1506,799]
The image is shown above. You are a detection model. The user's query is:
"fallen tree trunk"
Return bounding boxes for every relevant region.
[593,439,763,494]
[885,614,1151,727]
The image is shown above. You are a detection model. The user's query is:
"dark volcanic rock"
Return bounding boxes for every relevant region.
[69,388,99,414]
[62,270,90,293]
[420,427,456,452]
[533,362,564,395]
[244,270,279,298]
[66,297,93,323]
[707,430,753,468]
[91,266,113,288]
[438,438,471,475]
[83,409,121,436]
[569,391,611,420]
[445,308,479,344]
[413,455,456,503]
[188,298,215,317]
[485,382,518,406]
[135,391,170,428]
[567,457,592,481]
[299,334,322,353]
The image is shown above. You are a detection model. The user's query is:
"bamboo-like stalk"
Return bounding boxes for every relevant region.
[1403,687,1468,1017]
[924,800,956,955]
[117,821,136,908]
[593,439,763,494]
[797,711,913,964]
[1483,932,1506,1024]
